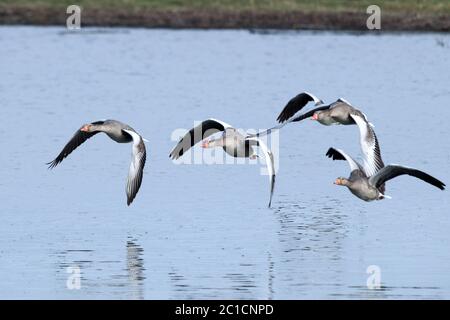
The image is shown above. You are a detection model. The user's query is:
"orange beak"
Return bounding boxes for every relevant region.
[80,125,90,132]
[334,178,341,185]
[201,140,209,148]
[311,113,318,120]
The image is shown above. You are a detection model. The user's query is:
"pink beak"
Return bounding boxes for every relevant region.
[311,113,318,120]
[80,125,90,132]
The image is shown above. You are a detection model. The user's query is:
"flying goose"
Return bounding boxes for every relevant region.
[280,97,360,126]
[248,91,323,138]
[326,147,445,201]
[251,93,385,177]
[47,120,147,206]
[251,96,372,138]
[169,118,276,207]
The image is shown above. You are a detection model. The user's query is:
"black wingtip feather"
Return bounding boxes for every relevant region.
[127,194,134,206]
[326,148,346,161]
[437,181,446,190]
[276,114,286,123]
[427,177,445,191]
[276,92,316,124]
[46,160,58,169]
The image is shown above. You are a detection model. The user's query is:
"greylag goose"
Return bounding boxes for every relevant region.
[279,97,359,126]
[169,118,276,207]
[252,96,371,138]
[248,91,323,138]
[252,94,385,177]
[326,147,445,201]
[47,120,147,206]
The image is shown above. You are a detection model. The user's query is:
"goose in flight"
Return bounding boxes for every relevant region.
[251,93,385,177]
[326,147,445,201]
[47,120,147,206]
[169,118,276,207]
[248,91,323,138]
[251,95,371,138]
[278,96,361,126]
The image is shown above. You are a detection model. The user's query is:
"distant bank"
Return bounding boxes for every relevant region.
[0,2,449,32]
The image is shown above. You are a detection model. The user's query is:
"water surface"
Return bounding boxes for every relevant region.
[0,27,449,299]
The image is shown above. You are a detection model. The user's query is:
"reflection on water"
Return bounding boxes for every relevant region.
[53,239,145,299]
[1,26,449,299]
[126,240,145,300]
[267,253,275,300]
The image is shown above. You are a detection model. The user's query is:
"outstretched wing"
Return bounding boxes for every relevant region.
[350,112,384,177]
[326,147,364,173]
[277,92,323,123]
[246,137,276,208]
[169,118,232,160]
[290,105,331,123]
[47,121,105,169]
[123,129,147,206]
[247,105,330,139]
[245,122,287,139]
[369,165,445,190]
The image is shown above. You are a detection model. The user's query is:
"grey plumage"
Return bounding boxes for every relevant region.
[48,120,147,206]
[169,118,276,207]
[327,148,445,201]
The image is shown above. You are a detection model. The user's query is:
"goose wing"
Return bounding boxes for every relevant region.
[47,121,105,169]
[369,165,445,190]
[246,122,287,139]
[326,147,364,173]
[247,105,330,139]
[349,112,384,177]
[169,118,232,160]
[277,92,323,123]
[123,129,147,206]
[246,137,276,208]
[290,105,331,123]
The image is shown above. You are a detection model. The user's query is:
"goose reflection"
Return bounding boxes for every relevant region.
[267,252,275,300]
[126,239,145,299]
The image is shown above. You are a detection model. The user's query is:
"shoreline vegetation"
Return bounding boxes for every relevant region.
[0,1,449,32]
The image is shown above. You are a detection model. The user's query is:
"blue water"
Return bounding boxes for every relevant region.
[0,26,449,299]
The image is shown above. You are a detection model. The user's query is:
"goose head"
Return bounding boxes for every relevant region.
[80,124,93,132]
[201,138,220,148]
[334,177,350,187]
[311,111,324,121]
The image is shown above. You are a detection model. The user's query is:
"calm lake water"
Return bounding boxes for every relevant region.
[0,26,449,299]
